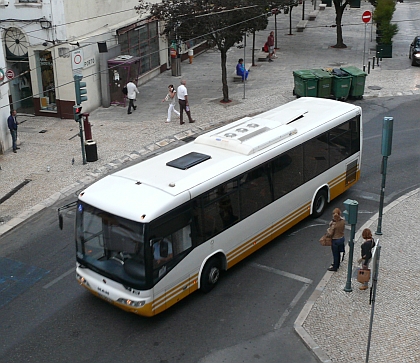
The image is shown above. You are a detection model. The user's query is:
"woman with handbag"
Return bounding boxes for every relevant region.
[327,211,346,271]
[359,228,375,290]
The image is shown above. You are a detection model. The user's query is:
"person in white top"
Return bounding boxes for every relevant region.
[162,84,180,122]
[126,79,139,115]
[176,79,195,125]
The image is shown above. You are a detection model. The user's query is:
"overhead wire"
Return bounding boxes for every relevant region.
[1,5,417,110]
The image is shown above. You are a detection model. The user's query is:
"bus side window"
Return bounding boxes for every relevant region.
[272,147,303,200]
[240,165,271,219]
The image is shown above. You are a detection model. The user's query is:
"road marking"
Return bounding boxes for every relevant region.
[275,283,310,330]
[43,268,74,289]
[250,263,313,330]
[250,262,313,284]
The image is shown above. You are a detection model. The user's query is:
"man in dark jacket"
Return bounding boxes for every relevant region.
[7,110,19,153]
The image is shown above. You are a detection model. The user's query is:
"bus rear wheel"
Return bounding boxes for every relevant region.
[200,258,221,293]
[312,189,328,218]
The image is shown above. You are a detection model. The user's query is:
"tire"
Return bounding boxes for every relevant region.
[312,189,328,218]
[200,258,221,293]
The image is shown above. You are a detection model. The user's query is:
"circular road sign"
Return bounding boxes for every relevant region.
[362,10,372,23]
[6,69,15,79]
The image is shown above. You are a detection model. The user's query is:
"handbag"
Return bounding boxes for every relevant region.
[357,268,371,283]
[319,234,332,246]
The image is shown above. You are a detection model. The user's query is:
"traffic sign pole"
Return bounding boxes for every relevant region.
[363,23,367,69]
[362,11,372,70]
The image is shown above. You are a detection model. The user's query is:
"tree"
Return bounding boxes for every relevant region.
[373,0,398,44]
[332,0,350,48]
[136,0,270,102]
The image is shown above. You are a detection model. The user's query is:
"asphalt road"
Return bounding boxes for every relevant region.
[0,95,419,363]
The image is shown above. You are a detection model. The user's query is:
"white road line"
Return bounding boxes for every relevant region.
[43,268,74,289]
[275,283,310,330]
[250,263,313,330]
[250,262,313,284]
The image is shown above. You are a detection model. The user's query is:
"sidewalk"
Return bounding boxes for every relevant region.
[1,2,419,362]
[296,188,420,363]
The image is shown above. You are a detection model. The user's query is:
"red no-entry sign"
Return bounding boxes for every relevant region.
[6,69,15,79]
[362,10,372,23]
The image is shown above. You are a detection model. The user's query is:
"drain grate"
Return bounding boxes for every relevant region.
[182,136,196,143]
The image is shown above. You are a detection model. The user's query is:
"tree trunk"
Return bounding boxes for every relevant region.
[252,31,256,66]
[332,1,347,48]
[220,49,230,102]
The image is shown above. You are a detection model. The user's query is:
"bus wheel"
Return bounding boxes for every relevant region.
[312,189,328,218]
[200,258,221,293]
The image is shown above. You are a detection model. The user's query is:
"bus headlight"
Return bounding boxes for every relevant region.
[117,298,145,308]
[76,273,91,287]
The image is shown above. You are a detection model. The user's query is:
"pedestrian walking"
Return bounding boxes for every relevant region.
[327,208,346,271]
[126,79,139,115]
[162,84,180,122]
[7,109,19,153]
[267,31,275,62]
[358,228,375,290]
[177,79,195,125]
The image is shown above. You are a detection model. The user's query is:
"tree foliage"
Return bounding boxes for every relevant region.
[373,0,398,44]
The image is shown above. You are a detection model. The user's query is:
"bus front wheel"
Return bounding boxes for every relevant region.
[200,258,221,293]
[312,189,328,218]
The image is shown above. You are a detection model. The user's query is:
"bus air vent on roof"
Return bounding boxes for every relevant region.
[166,152,211,170]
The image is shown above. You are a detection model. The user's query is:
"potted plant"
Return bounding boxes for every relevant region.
[373,0,398,58]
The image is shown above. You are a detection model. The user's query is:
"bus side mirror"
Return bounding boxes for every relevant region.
[59,212,64,230]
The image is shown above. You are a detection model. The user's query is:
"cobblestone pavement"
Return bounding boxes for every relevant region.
[1,2,419,362]
[295,189,420,363]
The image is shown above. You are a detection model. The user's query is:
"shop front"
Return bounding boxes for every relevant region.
[34,50,57,114]
[4,27,34,114]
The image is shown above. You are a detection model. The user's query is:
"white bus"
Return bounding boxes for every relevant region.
[75,97,362,316]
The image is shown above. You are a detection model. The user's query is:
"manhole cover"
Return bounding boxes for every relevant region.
[39,130,47,133]
[368,85,382,90]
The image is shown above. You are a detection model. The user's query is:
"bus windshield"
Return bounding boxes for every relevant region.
[75,202,148,290]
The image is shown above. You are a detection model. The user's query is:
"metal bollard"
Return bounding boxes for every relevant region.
[368,61,371,74]
[372,57,375,69]
[363,64,366,72]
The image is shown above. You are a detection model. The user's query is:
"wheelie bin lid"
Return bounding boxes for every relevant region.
[293,70,317,79]
[310,69,333,79]
[329,68,350,77]
[340,66,367,76]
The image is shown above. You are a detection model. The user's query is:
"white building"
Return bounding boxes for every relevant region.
[0,0,172,123]
[0,37,11,153]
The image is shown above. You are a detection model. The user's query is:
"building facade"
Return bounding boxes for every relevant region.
[0,0,168,123]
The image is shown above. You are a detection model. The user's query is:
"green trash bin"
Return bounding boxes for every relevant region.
[340,66,367,99]
[327,68,352,100]
[293,70,318,97]
[310,69,333,98]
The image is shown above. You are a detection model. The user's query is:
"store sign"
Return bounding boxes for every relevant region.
[84,57,95,69]
[72,50,84,70]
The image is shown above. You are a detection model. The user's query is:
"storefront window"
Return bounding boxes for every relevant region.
[118,21,159,75]
[36,50,56,112]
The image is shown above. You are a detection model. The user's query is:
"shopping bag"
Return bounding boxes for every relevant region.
[357,268,371,283]
[319,234,332,246]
